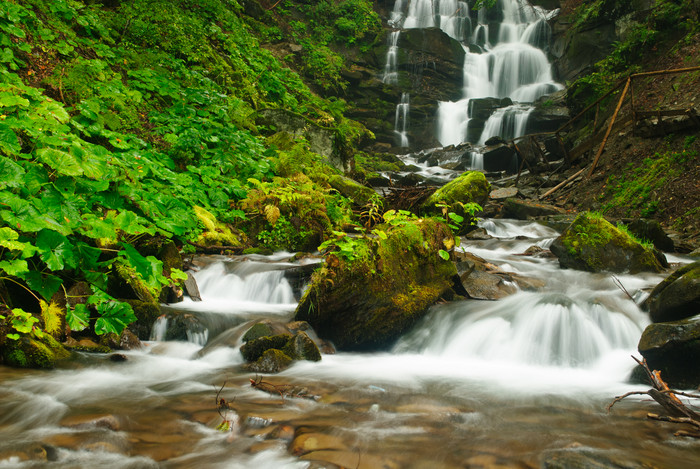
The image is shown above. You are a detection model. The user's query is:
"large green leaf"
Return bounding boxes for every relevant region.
[66,303,89,332]
[0,259,29,276]
[36,148,83,176]
[94,301,136,335]
[119,242,165,290]
[36,229,77,271]
[0,125,21,156]
[21,270,63,300]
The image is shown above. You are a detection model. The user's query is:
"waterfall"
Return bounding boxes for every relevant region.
[384,0,563,149]
[383,30,400,85]
[394,92,410,147]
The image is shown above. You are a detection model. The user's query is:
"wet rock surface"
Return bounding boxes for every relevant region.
[643,261,700,323]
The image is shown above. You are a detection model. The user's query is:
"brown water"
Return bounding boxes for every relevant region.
[1,220,699,468]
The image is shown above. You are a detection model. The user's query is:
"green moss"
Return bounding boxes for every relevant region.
[423,171,490,215]
[244,348,294,373]
[194,206,245,248]
[296,218,457,350]
[240,334,292,362]
[3,335,69,369]
[553,212,663,273]
[328,175,380,208]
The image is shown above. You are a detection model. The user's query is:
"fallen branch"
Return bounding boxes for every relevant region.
[608,357,700,438]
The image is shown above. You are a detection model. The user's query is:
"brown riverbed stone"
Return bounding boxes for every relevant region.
[291,432,349,455]
[300,449,399,469]
[60,414,121,431]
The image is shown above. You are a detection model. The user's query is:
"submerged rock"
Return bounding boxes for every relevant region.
[295,218,457,350]
[637,316,700,389]
[642,261,700,323]
[550,212,665,273]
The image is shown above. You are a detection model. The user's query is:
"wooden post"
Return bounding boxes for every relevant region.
[556,132,571,166]
[588,77,632,178]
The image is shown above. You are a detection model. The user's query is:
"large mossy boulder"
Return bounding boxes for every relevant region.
[421,171,490,216]
[637,316,700,389]
[328,175,380,208]
[294,218,457,350]
[642,261,700,323]
[550,212,665,273]
[193,205,246,248]
[2,334,70,369]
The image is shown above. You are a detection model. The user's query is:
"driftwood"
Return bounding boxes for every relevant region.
[250,375,319,400]
[607,357,700,438]
[384,186,437,213]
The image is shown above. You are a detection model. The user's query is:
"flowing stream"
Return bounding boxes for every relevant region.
[1,220,698,468]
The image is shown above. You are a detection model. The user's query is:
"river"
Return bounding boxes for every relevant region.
[1,219,698,468]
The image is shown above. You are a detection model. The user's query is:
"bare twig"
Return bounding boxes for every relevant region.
[611,274,634,301]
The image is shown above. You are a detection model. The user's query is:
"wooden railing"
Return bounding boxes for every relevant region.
[506,66,700,198]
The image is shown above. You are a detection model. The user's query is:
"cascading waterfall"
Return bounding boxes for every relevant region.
[394,92,410,147]
[385,0,563,149]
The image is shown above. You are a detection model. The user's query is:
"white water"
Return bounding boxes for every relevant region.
[2,222,696,467]
[385,0,563,149]
[394,92,410,147]
[174,260,297,316]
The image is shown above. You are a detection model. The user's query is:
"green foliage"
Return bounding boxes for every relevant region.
[4,308,40,340]
[600,149,696,217]
[570,0,699,108]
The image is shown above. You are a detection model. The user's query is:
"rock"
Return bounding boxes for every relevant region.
[489,187,519,200]
[328,175,380,208]
[550,212,665,273]
[283,332,322,362]
[422,171,491,216]
[4,334,70,369]
[642,261,700,323]
[183,271,202,301]
[240,334,292,362]
[622,218,674,252]
[125,299,161,340]
[542,446,647,469]
[295,218,457,350]
[291,432,348,456]
[502,198,567,219]
[637,316,700,389]
[254,110,350,172]
[526,99,570,134]
[244,348,294,373]
[456,269,518,300]
[99,330,142,350]
[482,144,519,173]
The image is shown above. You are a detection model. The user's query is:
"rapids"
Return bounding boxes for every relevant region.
[1,220,698,468]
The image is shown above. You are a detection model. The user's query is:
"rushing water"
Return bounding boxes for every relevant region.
[1,221,699,468]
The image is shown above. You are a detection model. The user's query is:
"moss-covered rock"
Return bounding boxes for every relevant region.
[328,175,381,208]
[637,316,700,389]
[244,348,294,373]
[283,331,322,362]
[550,212,664,273]
[421,171,490,216]
[3,334,70,369]
[294,218,457,351]
[194,205,246,247]
[240,334,292,362]
[642,261,700,323]
[124,299,161,340]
